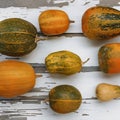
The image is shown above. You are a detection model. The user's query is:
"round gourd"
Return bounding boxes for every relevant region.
[0,60,36,98]
[98,43,120,73]
[49,85,82,114]
[39,10,71,35]
[45,50,82,75]
[0,18,37,56]
[82,6,120,40]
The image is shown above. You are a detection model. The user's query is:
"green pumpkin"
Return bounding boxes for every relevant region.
[0,18,37,56]
[49,85,82,114]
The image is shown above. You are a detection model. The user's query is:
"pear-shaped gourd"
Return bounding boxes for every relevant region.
[96,83,120,101]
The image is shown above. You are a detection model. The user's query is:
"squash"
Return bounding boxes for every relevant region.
[82,6,120,40]
[0,18,37,56]
[96,83,120,101]
[39,10,72,35]
[45,50,83,75]
[98,43,120,73]
[49,85,82,113]
[0,60,36,98]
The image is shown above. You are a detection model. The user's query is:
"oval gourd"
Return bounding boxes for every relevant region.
[49,85,82,114]
[45,50,82,75]
[0,18,37,56]
[98,43,120,73]
[39,10,71,35]
[0,60,36,98]
[96,83,120,101]
[82,6,120,40]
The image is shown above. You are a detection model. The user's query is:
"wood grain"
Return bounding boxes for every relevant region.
[0,0,120,120]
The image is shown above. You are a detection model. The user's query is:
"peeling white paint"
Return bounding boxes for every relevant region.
[0,0,120,120]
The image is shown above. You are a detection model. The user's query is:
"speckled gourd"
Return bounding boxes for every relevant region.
[49,85,82,113]
[45,50,82,75]
[0,18,37,56]
[82,6,120,40]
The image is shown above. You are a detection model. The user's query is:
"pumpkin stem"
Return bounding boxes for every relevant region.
[70,20,75,23]
[82,58,90,65]
[35,35,48,42]
[35,73,43,77]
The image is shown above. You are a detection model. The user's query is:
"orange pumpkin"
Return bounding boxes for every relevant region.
[0,60,36,98]
[39,10,71,35]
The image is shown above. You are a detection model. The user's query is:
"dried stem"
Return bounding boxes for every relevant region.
[35,35,48,43]
[36,73,43,78]
[70,20,75,23]
[82,58,90,65]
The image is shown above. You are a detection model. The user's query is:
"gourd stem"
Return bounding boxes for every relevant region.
[35,73,43,77]
[44,98,49,104]
[70,20,75,23]
[35,35,48,43]
[82,58,90,65]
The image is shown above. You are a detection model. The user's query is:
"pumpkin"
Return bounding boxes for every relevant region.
[49,85,82,114]
[82,6,120,40]
[0,60,36,98]
[45,50,83,75]
[98,43,120,73]
[39,9,72,35]
[0,18,37,56]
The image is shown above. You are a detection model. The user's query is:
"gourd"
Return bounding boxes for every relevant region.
[82,6,120,40]
[0,60,36,98]
[45,50,86,75]
[96,83,120,101]
[39,9,73,35]
[98,43,120,73]
[49,85,82,113]
[0,18,37,56]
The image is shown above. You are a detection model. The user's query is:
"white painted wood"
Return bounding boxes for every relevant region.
[0,0,120,120]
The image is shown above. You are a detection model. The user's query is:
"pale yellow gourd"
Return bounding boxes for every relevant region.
[96,83,120,101]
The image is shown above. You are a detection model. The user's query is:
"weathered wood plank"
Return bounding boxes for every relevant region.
[0,0,74,8]
[0,0,119,8]
[0,0,119,120]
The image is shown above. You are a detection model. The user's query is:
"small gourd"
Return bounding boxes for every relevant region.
[0,60,36,98]
[49,85,82,113]
[39,9,73,35]
[45,50,87,75]
[96,83,120,101]
[0,18,37,56]
[98,43,120,74]
[82,6,120,40]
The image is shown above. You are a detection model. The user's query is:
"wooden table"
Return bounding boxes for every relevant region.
[0,0,120,120]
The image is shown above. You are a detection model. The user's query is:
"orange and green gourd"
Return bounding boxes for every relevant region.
[49,85,82,114]
[82,6,120,40]
[98,43,120,73]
